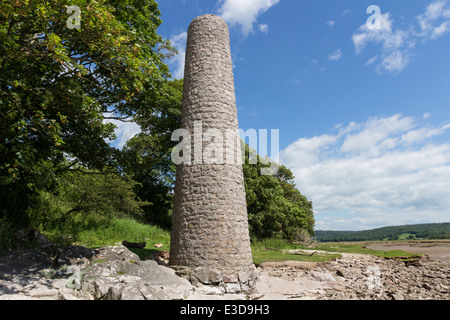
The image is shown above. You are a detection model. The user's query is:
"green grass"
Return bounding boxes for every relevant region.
[251,238,307,251]
[39,217,422,264]
[313,243,422,259]
[250,238,342,265]
[250,240,423,265]
[74,217,170,249]
[70,217,171,260]
[37,216,171,260]
[251,248,342,265]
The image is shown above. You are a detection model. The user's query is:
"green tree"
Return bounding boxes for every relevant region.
[243,144,315,241]
[0,0,174,225]
[120,79,183,228]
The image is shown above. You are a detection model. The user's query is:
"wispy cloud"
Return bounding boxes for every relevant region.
[258,23,269,34]
[280,114,450,230]
[328,49,342,61]
[417,0,450,37]
[168,32,188,80]
[352,12,414,74]
[352,1,450,74]
[217,0,280,37]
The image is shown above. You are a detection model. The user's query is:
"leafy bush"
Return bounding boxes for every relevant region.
[25,170,147,245]
[243,144,315,241]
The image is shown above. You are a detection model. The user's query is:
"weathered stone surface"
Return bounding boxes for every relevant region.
[57,245,93,266]
[0,248,94,300]
[1,245,449,300]
[80,246,193,300]
[169,14,255,291]
[310,271,336,282]
[251,252,450,300]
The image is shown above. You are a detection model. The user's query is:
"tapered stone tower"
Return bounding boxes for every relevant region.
[169,14,256,291]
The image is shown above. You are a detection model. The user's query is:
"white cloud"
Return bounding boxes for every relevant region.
[431,20,450,38]
[418,0,450,34]
[258,23,269,33]
[104,117,141,150]
[168,32,187,80]
[328,49,342,61]
[353,1,450,74]
[352,13,414,74]
[377,50,412,74]
[365,55,378,66]
[280,114,450,230]
[218,0,280,37]
[326,20,335,27]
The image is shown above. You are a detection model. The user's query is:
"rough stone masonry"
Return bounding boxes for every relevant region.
[169,14,256,292]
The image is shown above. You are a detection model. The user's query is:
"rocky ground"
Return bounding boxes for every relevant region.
[0,244,449,300]
[254,252,449,300]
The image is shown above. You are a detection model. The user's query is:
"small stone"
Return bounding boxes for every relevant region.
[224,283,241,294]
[422,283,433,291]
[310,271,336,282]
[223,273,238,283]
[391,292,404,300]
[238,271,249,283]
[192,267,222,285]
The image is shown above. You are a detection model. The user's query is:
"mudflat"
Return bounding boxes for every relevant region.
[367,241,450,260]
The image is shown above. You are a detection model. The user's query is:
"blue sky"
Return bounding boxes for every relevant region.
[112,0,450,231]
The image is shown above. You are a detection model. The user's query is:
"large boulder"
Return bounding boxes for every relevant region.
[81,246,193,300]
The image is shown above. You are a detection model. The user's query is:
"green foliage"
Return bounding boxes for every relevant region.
[315,223,450,242]
[243,144,315,241]
[57,170,146,219]
[120,80,183,228]
[74,217,171,249]
[26,169,147,245]
[0,216,14,249]
[0,0,173,226]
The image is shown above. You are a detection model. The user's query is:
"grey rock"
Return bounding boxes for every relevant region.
[223,283,242,294]
[310,271,336,282]
[78,246,193,300]
[65,266,83,290]
[191,267,222,285]
[391,292,405,300]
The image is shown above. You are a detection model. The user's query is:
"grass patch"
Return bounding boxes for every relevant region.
[251,238,307,251]
[251,249,341,265]
[73,217,171,249]
[39,216,171,261]
[250,238,341,265]
[250,240,423,265]
[313,242,422,259]
[71,217,170,261]
[40,217,422,265]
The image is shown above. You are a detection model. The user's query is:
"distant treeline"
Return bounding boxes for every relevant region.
[315,223,450,242]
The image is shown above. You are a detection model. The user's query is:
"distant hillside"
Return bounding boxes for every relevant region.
[315,223,450,242]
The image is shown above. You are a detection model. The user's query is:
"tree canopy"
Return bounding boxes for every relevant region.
[243,145,315,241]
[0,0,174,223]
